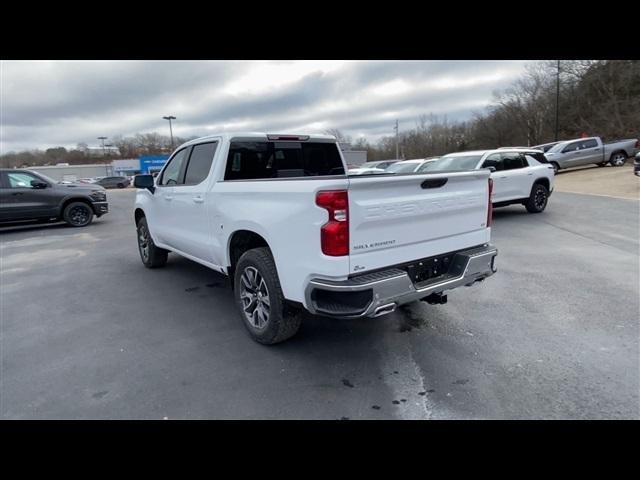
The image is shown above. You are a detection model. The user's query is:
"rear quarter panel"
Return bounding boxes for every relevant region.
[214,177,351,303]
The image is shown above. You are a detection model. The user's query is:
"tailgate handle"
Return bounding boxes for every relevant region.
[421,178,448,189]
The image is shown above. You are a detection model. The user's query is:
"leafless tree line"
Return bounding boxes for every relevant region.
[352,60,640,161]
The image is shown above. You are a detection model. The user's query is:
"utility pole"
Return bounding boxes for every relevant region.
[394,119,399,160]
[163,115,176,150]
[97,136,107,157]
[555,60,560,142]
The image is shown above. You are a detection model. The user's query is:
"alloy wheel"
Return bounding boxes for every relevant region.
[239,266,270,330]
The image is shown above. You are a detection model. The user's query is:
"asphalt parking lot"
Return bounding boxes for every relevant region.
[1,183,638,419]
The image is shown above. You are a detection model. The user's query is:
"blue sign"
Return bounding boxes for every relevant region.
[139,155,170,174]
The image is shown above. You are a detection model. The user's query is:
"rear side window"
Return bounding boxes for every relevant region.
[502,153,527,170]
[184,142,218,185]
[159,148,190,186]
[224,141,345,180]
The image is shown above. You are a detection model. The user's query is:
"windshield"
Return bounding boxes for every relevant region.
[386,162,420,173]
[421,155,483,172]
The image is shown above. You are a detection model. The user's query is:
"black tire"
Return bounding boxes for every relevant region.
[551,162,559,174]
[136,217,168,268]
[609,151,627,167]
[63,201,94,227]
[117,183,125,188]
[234,247,302,345]
[525,183,549,213]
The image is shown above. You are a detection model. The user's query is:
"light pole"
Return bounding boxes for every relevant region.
[163,115,176,150]
[554,60,560,142]
[394,119,399,160]
[97,136,107,157]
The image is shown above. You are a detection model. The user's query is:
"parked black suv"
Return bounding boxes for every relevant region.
[0,169,109,227]
[94,176,131,189]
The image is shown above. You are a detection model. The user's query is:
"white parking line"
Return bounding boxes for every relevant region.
[555,190,639,201]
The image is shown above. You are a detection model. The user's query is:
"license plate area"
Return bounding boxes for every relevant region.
[403,252,455,285]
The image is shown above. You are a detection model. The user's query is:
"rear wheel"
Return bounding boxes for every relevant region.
[63,202,94,227]
[609,152,627,167]
[117,183,125,188]
[234,247,302,345]
[525,183,549,213]
[137,217,168,268]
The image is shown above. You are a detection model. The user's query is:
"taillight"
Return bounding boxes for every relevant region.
[316,190,349,256]
[487,178,493,228]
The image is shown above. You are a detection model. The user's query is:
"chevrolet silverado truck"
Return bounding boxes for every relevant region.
[0,168,108,227]
[543,136,639,173]
[133,133,498,344]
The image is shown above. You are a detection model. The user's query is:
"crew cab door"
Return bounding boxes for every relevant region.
[481,153,531,202]
[0,171,58,220]
[168,141,222,266]
[574,138,602,166]
[152,147,190,245]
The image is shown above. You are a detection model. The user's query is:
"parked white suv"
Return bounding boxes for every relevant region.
[133,133,498,344]
[423,148,555,213]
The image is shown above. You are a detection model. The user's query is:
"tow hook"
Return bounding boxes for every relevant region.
[421,292,447,305]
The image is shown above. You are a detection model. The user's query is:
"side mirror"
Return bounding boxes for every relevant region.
[30,180,48,189]
[134,174,155,193]
[485,166,496,172]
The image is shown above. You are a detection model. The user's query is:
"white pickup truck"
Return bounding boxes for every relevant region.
[133,133,498,344]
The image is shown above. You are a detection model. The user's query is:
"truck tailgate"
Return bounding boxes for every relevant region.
[347,171,491,274]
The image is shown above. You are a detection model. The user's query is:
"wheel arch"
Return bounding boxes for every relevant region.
[532,177,550,192]
[227,229,272,280]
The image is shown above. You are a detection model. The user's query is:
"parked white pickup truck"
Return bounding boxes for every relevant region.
[133,133,498,344]
[542,136,638,173]
[422,148,555,213]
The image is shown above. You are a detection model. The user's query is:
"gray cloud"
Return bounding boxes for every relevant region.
[1,60,529,152]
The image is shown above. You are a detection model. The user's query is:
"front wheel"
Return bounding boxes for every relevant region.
[63,202,94,227]
[234,247,302,345]
[525,183,549,213]
[609,152,627,167]
[137,217,168,268]
[551,162,559,174]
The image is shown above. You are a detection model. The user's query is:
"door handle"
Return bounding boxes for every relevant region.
[11,192,24,196]
[499,176,507,179]
[164,195,173,201]
[193,196,204,204]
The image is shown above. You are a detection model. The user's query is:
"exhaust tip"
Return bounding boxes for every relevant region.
[373,303,396,317]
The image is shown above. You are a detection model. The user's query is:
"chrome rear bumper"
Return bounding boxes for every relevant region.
[305,244,498,318]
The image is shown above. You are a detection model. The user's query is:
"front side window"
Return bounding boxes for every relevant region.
[7,172,43,188]
[562,141,580,153]
[482,153,504,171]
[184,142,218,185]
[159,148,190,186]
[581,139,597,149]
[224,141,344,180]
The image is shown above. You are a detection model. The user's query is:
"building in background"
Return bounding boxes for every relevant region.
[29,164,114,182]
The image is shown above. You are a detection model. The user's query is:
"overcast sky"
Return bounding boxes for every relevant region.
[1,60,530,153]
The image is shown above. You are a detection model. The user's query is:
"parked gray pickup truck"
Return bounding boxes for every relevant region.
[543,136,638,173]
[0,169,108,227]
